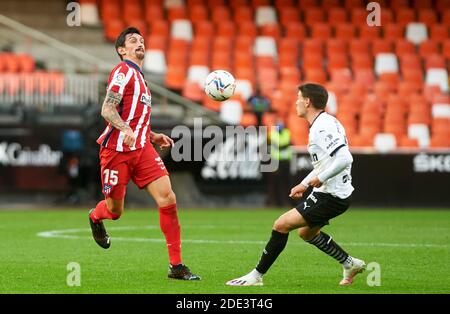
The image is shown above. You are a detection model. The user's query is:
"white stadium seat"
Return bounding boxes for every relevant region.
[374,133,397,152]
[220,100,243,125]
[143,50,166,74]
[254,36,278,58]
[375,53,399,75]
[171,19,193,41]
[255,6,277,26]
[327,91,338,116]
[408,124,430,148]
[187,65,210,86]
[432,104,450,119]
[405,23,428,45]
[425,68,449,92]
[234,79,253,100]
[80,3,100,26]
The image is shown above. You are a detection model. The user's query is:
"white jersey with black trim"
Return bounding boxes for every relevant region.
[307,112,354,199]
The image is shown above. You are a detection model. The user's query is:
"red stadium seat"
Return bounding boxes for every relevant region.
[216,21,236,38]
[304,69,327,85]
[233,6,253,23]
[351,9,368,25]
[419,40,441,58]
[444,40,450,61]
[372,39,394,55]
[279,7,300,26]
[144,5,164,23]
[211,6,231,23]
[395,9,416,26]
[418,9,438,26]
[425,54,446,70]
[189,5,209,22]
[194,21,215,38]
[395,40,417,58]
[326,39,348,57]
[383,23,405,40]
[260,24,282,41]
[285,22,307,42]
[430,24,450,42]
[303,7,326,25]
[167,6,187,22]
[311,23,332,40]
[327,8,348,26]
[335,24,356,40]
[349,39,371,55]
[358,25,381,40]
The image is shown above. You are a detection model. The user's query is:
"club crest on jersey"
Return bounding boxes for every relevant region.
[140,93,152,107]
[103,184,112,195]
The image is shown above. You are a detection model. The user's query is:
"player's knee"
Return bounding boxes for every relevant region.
[299,229,318,241]
[157,189,176,207]
[273,217,290,233]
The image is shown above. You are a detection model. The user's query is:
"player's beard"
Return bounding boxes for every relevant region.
[135,49,145,60]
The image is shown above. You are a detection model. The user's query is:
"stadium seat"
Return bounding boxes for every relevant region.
[349,39,371,55]
[220,100,243,125]
[429,24,449,41]
[233,6,254,24]
[279,7,300,26]
[311,23,332,40]
[194,21,214,38]
[419,40,440,58]
[335,24,356,40]
[149,20,169,37]
[255,6,277,26]
[285,22,307,42]
[358,25,381,40]
[395,40,417,58]
[238,22,258,38]
[351,8,368,25]
[395,8,416,26]
[372,40,394,55]
[254,37,277,58]
[182,81,204,102]
[143,50,167,74]
[211,6,231,23]
[351,53,373,70]
[408,124,430,148]
[171,20,193,41]
[304,7,325,25]
[405,23,428,45]
[327,8,348,26]
[234,79,254,101]
[432,104,450,119]
[375,53,399,75]
[374,133,397,152]
[425,69,449,92]
[383,23,405,40]
[164,66,186,90]
[398,136,419,148]
[260,24,282,40]
[418,9,438,26]
[80,1,100,26]
[425,54,446,70]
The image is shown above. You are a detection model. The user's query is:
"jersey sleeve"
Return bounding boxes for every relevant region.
[313,124,347,157]
[106,64,132,94]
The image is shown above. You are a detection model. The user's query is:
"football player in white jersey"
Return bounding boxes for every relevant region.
[226,83,365,287]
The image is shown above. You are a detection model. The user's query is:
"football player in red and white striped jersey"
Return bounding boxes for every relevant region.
[89,27,200,281]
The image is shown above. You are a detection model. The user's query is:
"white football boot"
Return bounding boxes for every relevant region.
[339,257,366,286]
[226,270,264,286]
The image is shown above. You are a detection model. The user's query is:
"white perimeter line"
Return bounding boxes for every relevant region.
[36,226,449,249]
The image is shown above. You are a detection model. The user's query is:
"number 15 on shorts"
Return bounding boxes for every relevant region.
[104,169,118,185]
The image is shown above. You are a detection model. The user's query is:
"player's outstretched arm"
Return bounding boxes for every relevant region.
[101,91,136,146]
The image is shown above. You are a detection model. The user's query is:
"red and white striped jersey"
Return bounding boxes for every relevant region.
[97,60,152,152]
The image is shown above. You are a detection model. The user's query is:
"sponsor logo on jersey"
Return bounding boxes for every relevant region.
[112,72,125,87]
[140,93,152,106]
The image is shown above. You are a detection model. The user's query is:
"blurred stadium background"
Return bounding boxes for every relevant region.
[0,0,449,293]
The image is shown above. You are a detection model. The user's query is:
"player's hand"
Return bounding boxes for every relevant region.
[309,176,323,188]
[123,127,136,147]
[152,133,174,149]
[289,184,307,199]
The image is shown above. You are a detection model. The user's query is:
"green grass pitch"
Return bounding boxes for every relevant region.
[0,208,449,294]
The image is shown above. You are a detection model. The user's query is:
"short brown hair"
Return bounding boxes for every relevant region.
[115,27,141,60]
[298,83,328,110]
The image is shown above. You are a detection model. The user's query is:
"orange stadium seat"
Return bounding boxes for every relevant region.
[395,9,416,26]
[216,21,236,38]
[260,24,282,41]
[149,20,169,37]
[398,136,419,148]
[335,24,356,40]
[321,0,340,8]
[327,8,348,26]
[303,7,325,25]
[144,5,164,23]
[146,35,166,51]
[230,0,249,9]
[123,3,142,24]
[274,0,295,9]
[436,0,450,11]
[211,6,231,23]
[311,23,332,40]
[104,19,125,42]
[234,6,254,24]
[430,24,450,41]
[304,69,327,85]
[167,6,187,22]
[326,39,348,56]
[442,10,450,26]
[354,68,375,85]
[380,9,395,24]
[285,22,307,42]
[383,23,405,40]
[203,95,222,112]
[419,40,441,58]
[344,0,364,9]
[395,39,417,58]
[418,9,438,26]
[189,5,209,22]
[400,54,421,71]
[425,54,446,70]
[303,53,323,71]
[358,25,381,40]
[251,0,271,7]
[211,52,232,71]
[351,9,368,25]
[349,39,371,55]
[298,0,319,10]
[351,53,373,70]
[238,22,258,38]
[372,39,394,55]
[328,54,349,71]
[443,40,450,60]
[279,7,301,26]
[165,67,186,90]
[182,81,204,102]
[194,21,215,38]
[213,37,233,53]
[240,112,258,127]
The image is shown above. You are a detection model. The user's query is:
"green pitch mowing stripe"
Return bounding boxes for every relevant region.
[0,208,449,294]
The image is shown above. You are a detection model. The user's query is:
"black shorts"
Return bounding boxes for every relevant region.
[295,192,351,228]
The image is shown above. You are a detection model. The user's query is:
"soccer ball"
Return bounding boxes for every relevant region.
[204,70,236,101]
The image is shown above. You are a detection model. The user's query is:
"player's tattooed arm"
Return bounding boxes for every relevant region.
[101,91,130,132]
